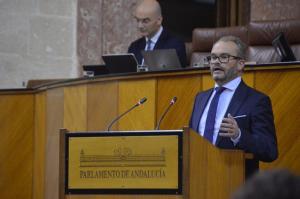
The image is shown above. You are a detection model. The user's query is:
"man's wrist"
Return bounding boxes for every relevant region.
[231,129,241,145]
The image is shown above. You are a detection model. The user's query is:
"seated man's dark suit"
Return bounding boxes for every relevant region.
[189,81,278,177]
[128,29,187,67]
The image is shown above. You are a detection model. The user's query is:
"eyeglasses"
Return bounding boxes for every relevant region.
[205,54,242,64]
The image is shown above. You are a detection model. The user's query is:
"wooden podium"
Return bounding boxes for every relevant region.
[0,64,299,199]
[60,128,246,199]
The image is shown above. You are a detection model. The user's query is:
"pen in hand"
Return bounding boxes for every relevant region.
[232,115,246,119]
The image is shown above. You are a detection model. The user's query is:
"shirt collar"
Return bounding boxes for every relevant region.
[146,26,163,44]
[214,76,241,91]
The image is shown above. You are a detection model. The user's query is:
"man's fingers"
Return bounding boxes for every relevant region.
[222,118,232,123]
[219,132,235,137]
[220,123,232,128]
[220,127,235,133]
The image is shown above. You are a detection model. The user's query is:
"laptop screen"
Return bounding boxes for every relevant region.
[82,65,109,77]
[102,53,138,74]
[141,49,182,71]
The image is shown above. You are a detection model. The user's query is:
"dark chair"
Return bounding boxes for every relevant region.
[190,19,300,66]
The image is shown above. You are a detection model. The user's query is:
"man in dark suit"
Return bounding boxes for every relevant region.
[189,36,278,177]
[128,0,187,67]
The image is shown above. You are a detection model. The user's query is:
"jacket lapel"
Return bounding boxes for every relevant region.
[195,89,214,130]
[153,29,167,49]
[225,81,249,116]
[137,39,146,64]
[216,81,249,146]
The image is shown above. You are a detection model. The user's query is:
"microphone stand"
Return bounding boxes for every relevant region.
[155,97,177,130]
[107,97,147,131]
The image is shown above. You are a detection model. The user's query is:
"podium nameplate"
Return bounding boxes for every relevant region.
[65,131,183,194]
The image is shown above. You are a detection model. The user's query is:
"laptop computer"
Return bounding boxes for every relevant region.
[82,64,109,77]
[141,49,182,71]
[102,53,138,74]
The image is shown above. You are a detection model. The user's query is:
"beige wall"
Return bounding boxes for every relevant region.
[0,0,78,89]
[0,0,139,88]
[77,0,140,66]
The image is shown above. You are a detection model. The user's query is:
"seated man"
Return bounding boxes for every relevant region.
[189,36,278,177]
[128,0,187,67]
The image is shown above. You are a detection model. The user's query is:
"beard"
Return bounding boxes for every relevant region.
[211,67,239,85]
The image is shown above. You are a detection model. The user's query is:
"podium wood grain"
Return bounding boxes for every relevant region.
[255,69,300,171]
[33,92,46,199]
[0,64,300,199]
[64,85,88,132]
[157,75,201,130]
[118,79,156,130]
[45,88,64,199]
[0,94,34,199]
[87,82,118,131]
[183,129,244,199]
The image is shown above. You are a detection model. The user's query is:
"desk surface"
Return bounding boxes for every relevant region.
[9,61,300,91]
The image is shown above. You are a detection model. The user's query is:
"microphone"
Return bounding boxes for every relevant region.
[107,97,147,131]
[155,97,177,130]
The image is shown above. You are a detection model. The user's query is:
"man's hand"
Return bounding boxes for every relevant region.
[219,113,240,139]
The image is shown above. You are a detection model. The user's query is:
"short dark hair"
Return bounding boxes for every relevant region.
[232,169,300,199]
[215,36,247,59]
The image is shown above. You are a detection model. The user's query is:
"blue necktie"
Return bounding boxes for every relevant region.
[203,87,226,143]
[146,39,152,51]
[141,40,152,66]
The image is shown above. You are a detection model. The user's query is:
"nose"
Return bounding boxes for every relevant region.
[137,21,144,29]
[210,61,221,67]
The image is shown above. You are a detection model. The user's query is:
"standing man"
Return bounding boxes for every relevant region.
[128,0,187,67]
[189,36,278,177]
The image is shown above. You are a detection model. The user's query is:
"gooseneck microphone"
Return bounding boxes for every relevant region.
[155,97,177,130]
[107,97,147,131]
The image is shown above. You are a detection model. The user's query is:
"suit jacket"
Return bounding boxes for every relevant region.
[189,81,278,177]
[128,29,187,67]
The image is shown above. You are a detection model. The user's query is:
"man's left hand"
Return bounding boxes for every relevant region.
[219,113,240,139]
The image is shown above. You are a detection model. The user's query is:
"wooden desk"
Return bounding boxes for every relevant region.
[0,63,299,199]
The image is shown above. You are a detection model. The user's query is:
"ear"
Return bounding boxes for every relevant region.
[157,16,163,25]
[237,59,245,72]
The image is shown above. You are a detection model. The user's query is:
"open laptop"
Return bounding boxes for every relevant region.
[141,49,182,71]
[82,64,109,77]
[102,53,138,74]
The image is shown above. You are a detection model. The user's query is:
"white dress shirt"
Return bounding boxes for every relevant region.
[145,26,163,51]
[141,26,163,66]
[198,77,242,145]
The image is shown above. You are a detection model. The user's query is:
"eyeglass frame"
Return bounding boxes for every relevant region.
[204,53,243,64]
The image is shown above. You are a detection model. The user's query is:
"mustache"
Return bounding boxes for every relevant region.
[211,64,224,72]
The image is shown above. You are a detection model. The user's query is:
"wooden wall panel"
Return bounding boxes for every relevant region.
[0,94,34,199]
[45,88,64,199]
[255,69,300,174]
[157,75,201,130]
[242,72,254,87]
[118,79,156,130]
[202,73,214,90]
[33,92,47,199]
[87,82,118,131]
[64,85,87,131]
